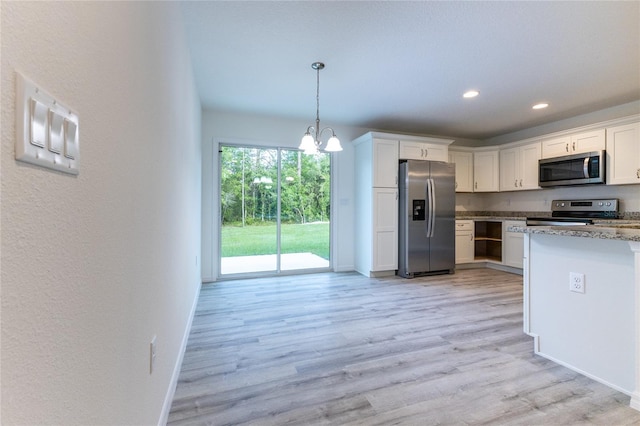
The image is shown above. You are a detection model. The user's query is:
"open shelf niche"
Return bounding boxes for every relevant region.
[474,221,502,262]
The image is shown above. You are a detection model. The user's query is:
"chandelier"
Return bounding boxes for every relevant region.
[299,62,343,154]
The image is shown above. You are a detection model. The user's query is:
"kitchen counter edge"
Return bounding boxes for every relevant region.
[507,224,640,242]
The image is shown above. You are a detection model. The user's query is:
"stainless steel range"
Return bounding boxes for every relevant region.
[526,198,619,226]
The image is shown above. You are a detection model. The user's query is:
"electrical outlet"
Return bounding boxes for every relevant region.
[150,336,157,374]
[569,272,585,293]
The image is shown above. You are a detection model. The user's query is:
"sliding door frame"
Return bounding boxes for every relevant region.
[216,142,333,279]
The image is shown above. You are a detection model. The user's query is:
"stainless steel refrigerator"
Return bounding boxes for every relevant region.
[398,160,455,278]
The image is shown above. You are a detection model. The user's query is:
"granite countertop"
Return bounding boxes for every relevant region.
[456,215,528,221]
[508,223,640,242]
[455,211,640,242]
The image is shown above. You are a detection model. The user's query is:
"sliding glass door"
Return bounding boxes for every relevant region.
[219,145,331,276]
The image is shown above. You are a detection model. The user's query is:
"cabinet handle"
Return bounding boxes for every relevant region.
[565,143,569,152]
[425,148,428,158]
[637,169,640,179]
[514,179,517,188]
[572,142,576,151]
[475,182,478,189]
[470,234,473,241]
[519,179,523,187]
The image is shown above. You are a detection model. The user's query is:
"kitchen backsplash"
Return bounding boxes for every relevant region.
[455,184,640,214]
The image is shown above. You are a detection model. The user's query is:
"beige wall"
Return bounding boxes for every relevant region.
[1,2,201,424]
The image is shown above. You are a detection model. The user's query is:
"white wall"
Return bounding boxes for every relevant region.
[201,110,370,280]
[1,2,201,425]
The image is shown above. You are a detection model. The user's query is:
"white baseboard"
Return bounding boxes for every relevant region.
[157,283,202,426]
[534,349,634,398]
[631,393,640,412]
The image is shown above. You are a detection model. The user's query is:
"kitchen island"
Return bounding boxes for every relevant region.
[509,223,640,411]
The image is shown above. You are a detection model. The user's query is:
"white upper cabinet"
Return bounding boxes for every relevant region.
[499,141,541,191]
[399,140,449,162]
[448,150,474,192]
[606,122,640,185]
[542,129,605,158]
[474,150,499,192]
[373,139,399,188]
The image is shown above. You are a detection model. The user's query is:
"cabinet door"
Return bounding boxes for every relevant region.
[499,147,519,191]
[372,188,398,271]
[422,143,448,162]
[473,151,499,192]
[455,221,474,264]
[449,151,474,192]
[606,123,640,185]
[572,129,605,154]
[373,139,398,188]
[520,142,541,190]
[398,141,423,160]
[542,135,571,158]
[503,221,525,268]
[399,141,448,162]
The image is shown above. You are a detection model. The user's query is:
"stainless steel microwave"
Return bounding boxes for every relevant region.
[538,150,605,187]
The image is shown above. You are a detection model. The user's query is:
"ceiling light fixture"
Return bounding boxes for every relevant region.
[532,103,549,110]
[299,62,342,155]
[463,90,479,98]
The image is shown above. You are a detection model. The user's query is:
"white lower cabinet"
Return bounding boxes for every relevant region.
[503,220,525,268]
[456,219,525,270]
[455,220,474,263]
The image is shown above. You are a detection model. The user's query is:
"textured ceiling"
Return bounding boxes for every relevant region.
[181,1,640,140]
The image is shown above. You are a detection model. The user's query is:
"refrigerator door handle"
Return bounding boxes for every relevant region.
[425,178,432,238]
[429,178,436,238]
[426,178,435,238]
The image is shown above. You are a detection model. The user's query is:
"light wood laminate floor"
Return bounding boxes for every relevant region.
[168,269,640,425]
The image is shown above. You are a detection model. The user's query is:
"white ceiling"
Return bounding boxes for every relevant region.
[180,1,640,140]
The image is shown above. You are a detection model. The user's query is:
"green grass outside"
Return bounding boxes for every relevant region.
[221,222,330,259]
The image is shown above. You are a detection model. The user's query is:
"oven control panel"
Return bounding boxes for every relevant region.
[551,198,619,218]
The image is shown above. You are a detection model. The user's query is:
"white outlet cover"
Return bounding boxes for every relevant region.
[15,71,79,175]
[569,272,585,293]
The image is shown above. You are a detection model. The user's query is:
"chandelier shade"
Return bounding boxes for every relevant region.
[299,62,342,154]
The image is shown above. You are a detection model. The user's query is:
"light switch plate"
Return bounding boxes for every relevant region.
[15,71,79,175]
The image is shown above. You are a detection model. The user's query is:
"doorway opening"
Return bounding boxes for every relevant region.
[219,145,331,276]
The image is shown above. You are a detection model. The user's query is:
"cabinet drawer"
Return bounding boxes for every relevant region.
[455,220,473,231]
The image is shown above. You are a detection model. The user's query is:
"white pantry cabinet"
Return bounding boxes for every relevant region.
[499,142,541,191]
[455,220,474,264]
[353,133,400,277]
[606,122,640,185]
[542,129,605,158]
[473,150,499,192]
[399,139,449,162]
[449,150,474,192]
[372,188,398,272]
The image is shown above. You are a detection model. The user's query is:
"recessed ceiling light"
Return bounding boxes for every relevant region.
[532,103,549,110]
[463,90,479,98]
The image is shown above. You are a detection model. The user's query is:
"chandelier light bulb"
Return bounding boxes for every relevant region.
[325,135,342,152]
